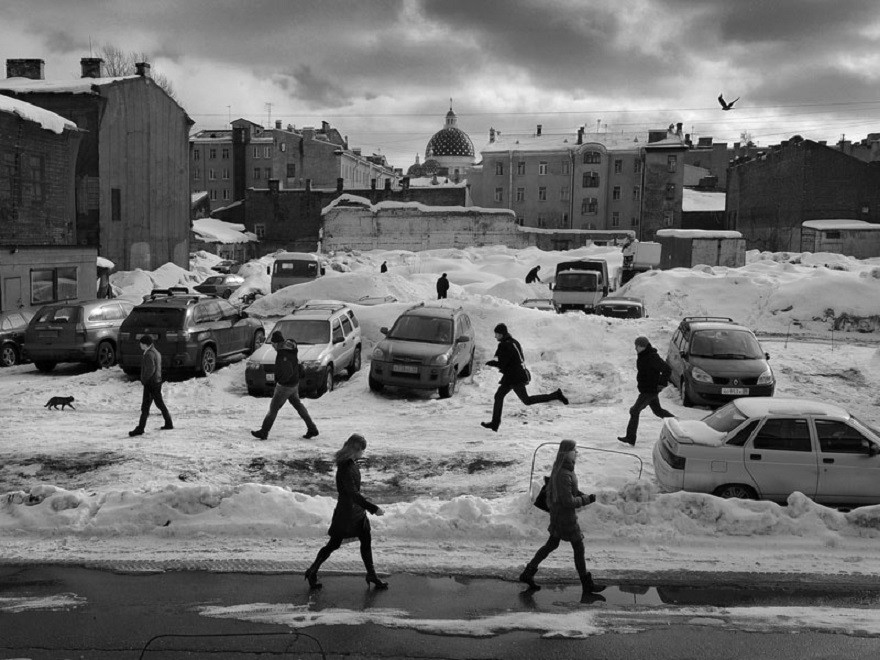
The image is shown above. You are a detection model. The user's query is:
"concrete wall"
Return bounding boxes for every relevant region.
[657,236,745,269]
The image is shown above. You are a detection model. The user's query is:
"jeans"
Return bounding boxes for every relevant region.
[137,381,172,431]
[311,528,376,575]
[491,381,557,427]
[624,391,674,440]
[260,384,317,436]
[528,534,588,581]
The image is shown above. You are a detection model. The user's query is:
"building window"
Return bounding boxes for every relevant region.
[222,168,229,180]
[562,212,569,226]
[560,186,570,201]
[21,155,45,202]
[583,151,601,164]
[634,160,642,173]
[667,155,677,172]
[193,149,200,161]
[516,187,525,202]
[663,211,674,227]
[582,172,599,188]
[633,186,641,201]
[561,160,570,175]
[665,183,675,200]
[210,189,217,200]
[264,146,271,158]
[209,148,217,160]
[581,197,598,215]
[222,189,229,200]
[255,223,266,239]
[222,148,229,159]
[111,188,121,222]
[494,162,504,176]
[494,187,503,202]
[31,267,78,305]
[538,186,547,201]
[209,169,216,180]
[253,147,260,159]
[611,212,620,227]
[286,163,296,178]
[612,186,621,201]
[517,161,526,175]
[193,168,201,181]
[265,168,272,180]
[614,159,622,174]
[253,168,261,180]
[631,216,638,227]
[538,161,547,175]
[537,214,545,228]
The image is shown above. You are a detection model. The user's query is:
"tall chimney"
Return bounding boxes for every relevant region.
[6,58,44,80]
[537,124,542,136]
[275,120,282,129]
[676,122,683,136]
[135,62,151,77]
[489,127,495,143]
[577,127,584,145]
[80,57,104,78]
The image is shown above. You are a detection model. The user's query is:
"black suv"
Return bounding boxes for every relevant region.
[117,293,265,376]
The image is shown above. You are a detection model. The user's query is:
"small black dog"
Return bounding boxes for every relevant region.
[44,396,75,411]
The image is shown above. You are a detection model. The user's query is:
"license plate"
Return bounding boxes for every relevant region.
[265,373,275,383]
[721,387,748,395]
[392,364,419,374]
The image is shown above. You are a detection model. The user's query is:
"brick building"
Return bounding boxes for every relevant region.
[726,136,880,251]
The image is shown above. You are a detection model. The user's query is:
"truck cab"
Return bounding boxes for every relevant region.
[550,270,602,313]
[270,252,325,293]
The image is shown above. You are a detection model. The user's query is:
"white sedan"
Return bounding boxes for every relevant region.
[653,397,880,505]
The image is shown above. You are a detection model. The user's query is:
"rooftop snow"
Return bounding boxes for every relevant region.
[0,75,136,95]
[0,93,77,134]
[657,229,742,239]
[321,194,515,217]
[192,218,257,244]
[803,219,880,231]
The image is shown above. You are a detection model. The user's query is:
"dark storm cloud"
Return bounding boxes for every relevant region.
[274,65,352,107]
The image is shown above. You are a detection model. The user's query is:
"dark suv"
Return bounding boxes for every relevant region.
[117,293,265,376]
[666,316,775,408]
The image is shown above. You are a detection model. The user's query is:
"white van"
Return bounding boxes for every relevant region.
[270,252,324,293]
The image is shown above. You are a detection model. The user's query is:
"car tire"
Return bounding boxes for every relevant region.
[680,378,694,407]
[96,341,116,369]
[714,484,757,500]
[346,345,362,376]
[222,289,232,299]
[439,369,457,399]
[368,374,384,392]
[250,329,266,353]
[0,343,19,367]
[460,350,474,378]
[34,360,56,373]
[318,365,334,396]
[197,346,217,375]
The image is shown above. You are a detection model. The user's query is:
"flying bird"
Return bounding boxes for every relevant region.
[718,94,740,111]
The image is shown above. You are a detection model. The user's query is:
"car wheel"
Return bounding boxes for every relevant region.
[197,346,217,375]
[714,484,757,500]
[368,374,384,392]
[318,365,334,396]
[680,378,694,407]
[346,345,362,376]
[96,341,116,369]
[0,343,19,367]
[460,350,474,377]
[34,360,56,373]
[439,369,457,399]
[222,289,232,299]
[250,329,266,353]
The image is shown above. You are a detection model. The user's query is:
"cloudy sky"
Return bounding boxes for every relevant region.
[3,0,879,169]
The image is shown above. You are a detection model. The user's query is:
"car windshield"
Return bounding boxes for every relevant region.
[555,272,598,291]
[690,329,764,359]
[203,276,224,285]
[273,319,330,344]
[702,402,749,432]
[852,415,880,439]
[388,316,453,343]
[125,309,186,329]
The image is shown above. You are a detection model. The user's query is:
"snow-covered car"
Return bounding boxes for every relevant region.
[245,301,361,397]
[211,260,241,274]
[520,298,557,312]
[595,296,647,319]
[194,274,245,299]
[653,397,880,505]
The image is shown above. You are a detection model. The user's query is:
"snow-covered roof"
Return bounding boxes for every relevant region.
[479,131,653,155]
[192,218,257,244]
[682,189,726,213]
[0,93,77,134]
[191,191,209,205]
[802,219,880,232]
[0,75,136,95]
[321,194,515,217]
[408,176,468,188]
[657,229,742,239]
[96,256,115,269]
[517,227,635,236]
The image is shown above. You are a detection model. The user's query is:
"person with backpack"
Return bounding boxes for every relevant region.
[481,323,568,432]
[618,336,674,446]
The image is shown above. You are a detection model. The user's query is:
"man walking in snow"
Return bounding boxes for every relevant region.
[252,331,319,441]
[436,273,449,299]
[618,336,674,446]
[129,335,173,437]
[525,265,542,284]
[380,261,388,273]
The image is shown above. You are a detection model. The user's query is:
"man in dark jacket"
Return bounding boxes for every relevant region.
[618,336,674,446]
[436,273,449,299]
[252,331,319,440]
[525,265,542,284]
[481,323,568,432]
[129,335,172,437]
[380,261,388,273]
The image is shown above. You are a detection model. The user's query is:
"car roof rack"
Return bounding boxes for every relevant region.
[681,316,734,324]
[296,300,346,311]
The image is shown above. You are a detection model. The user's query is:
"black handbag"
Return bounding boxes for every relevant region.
[533,477,550,512]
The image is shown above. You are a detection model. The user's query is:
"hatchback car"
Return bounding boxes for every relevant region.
[0,309,36,367]
[653,397,880,505]
[666,316,774,408]
[117,294,264,376]
[369,303,475,398]
[595,296,647,319]
[211,260,241,274]
[194,274,245,299]
[23,300,135,372]
[245,301,362,397]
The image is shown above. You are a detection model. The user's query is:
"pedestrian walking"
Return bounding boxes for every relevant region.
[481,323,568,432]
[129,336,173,437]
[436,273,449,299]
[304,433,388,590]
[518,439,604,599]
[251,331,319,440]
[618,336,674,446]
[380,261,388,273]
[525,265,542,284]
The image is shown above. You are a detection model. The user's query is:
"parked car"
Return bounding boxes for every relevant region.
[521,298,557,312]
[369,303,475,398]
[22,300,135,372]
[117,294,265,376]
[595,296,647,319]
[194,274,245,299]
[245,301,362,397]
[211,260,241,274]
[0,309,36,367]
[666,316,774,408]
[653,397,880,505]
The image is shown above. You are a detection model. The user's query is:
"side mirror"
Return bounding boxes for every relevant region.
[548,283,554,291]
[765,352,771,360]
[333,336,343,344]
[456,335,470,343]
[380,327,388,335]
[680,351,688,359]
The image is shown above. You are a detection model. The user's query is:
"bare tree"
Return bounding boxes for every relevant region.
[97,44,177,101]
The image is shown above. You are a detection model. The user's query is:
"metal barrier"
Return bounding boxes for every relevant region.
[528,441,644,500]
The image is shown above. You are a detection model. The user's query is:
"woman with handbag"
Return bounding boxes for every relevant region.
[519,439,604,598]
[304,434,388,590]
[481,323,569,432]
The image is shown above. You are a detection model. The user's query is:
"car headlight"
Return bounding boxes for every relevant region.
[757,368,774,385]
[300,359,321,371]
[246,360,260,369]
[372,347,385,360]
[429,353,450,366]
[690,366,713,383]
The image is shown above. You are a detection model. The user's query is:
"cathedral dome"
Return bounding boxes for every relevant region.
[425,106,474,159]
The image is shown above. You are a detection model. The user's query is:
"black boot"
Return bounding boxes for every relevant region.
[304,563,322,590]
[518,564,540,591]
[581,571,605,595]
[555,389,569,405]
[366,573,389,589]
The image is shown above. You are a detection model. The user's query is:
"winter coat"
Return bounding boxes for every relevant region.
[525,266,541,283]
[436,275,450,296]
[274,339,300,387]
[547,457,590,542]
[636,343,671,394]
[328,459,379,539]
[140,345,162,386]
[492,334,529,385]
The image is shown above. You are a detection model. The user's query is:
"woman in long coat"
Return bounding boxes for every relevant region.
[519,439,603,597]
[304,434,388,590]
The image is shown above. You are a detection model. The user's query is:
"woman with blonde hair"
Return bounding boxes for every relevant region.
[518,439,603,598]
[304,434,388,590]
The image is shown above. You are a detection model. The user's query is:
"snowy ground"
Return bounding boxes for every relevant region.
[2,244,880,587]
